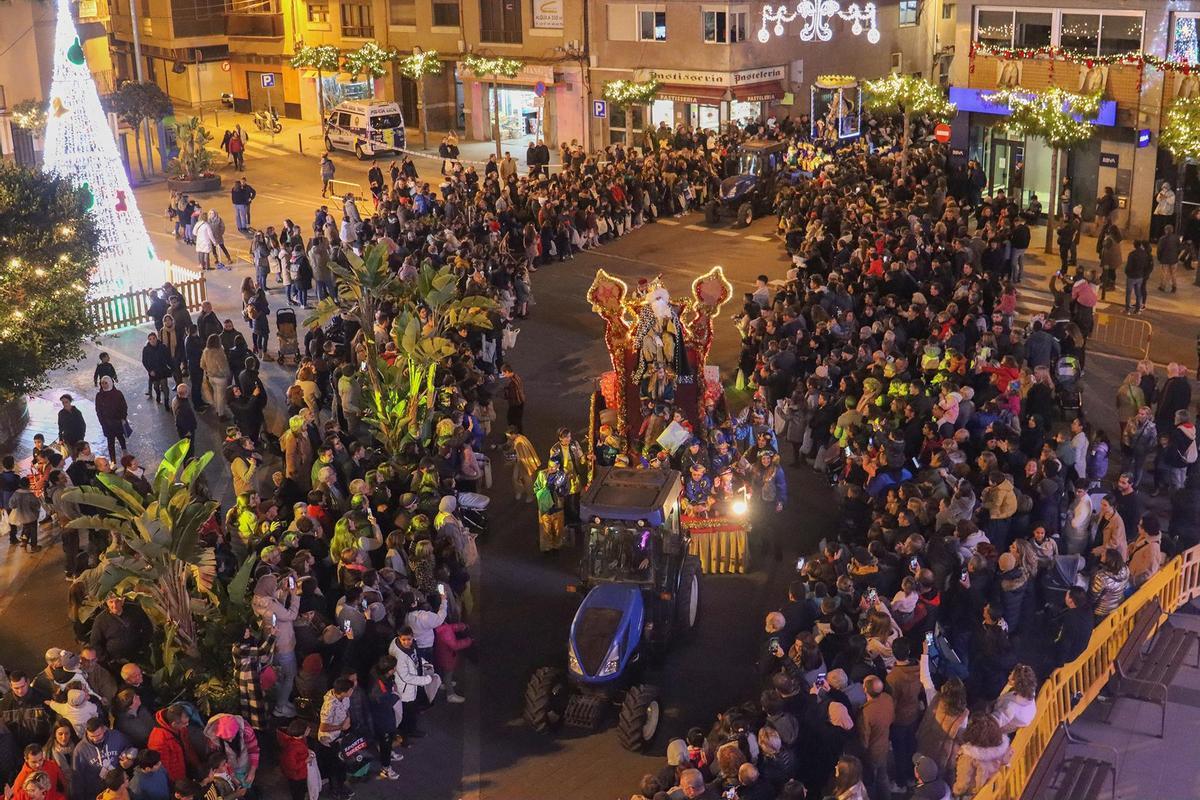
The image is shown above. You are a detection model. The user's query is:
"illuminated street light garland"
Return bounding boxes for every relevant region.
[460,54,524,79]
[602,79,659,107]
[343,41,398,79]
[11,100,48,135]
[1160,97,1200,163]
[396,49,444,80]
[757,1,879,45]
[863,73,956,120]
[983,87,1099,148]
[290,43,341,73]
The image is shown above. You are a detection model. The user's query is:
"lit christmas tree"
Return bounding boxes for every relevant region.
[42,0,162,293]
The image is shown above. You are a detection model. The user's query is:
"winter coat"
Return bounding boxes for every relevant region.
[276,729,309,781]
[1090,566,1130,618]
[1156,378,1192,432]
[203,714,260,785]
[917,696,968,779]
[995,567,1029,630]
[952,740,1010,797]
[146,709,198,783]
[1163,423,1198,469]
[159,318,183,364]
[433,622,473,675]
[73,729,131,800]
[251,577,299,654]
[859,692,895,762]
[887,662,923,726]
[367,676,400,737]
[200,346,231,381]
[388,642,432,702]
[94,387,128,435]
[982,479,1017,521]
[194,219,216,254]
[991,691,1036,735]
[1128,531,1164,585]
[142,341,173,377]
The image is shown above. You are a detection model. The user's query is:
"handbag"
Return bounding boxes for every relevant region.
[305,751,321,800]
[122,419,133,438]
[502,327,520,350]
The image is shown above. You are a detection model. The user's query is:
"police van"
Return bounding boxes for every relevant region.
[323,99,406,159]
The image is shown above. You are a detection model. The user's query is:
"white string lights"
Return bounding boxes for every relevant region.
[757,1,880,45]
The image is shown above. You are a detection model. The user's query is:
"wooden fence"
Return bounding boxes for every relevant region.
[85,266,208,333]
[975,544,1200,800]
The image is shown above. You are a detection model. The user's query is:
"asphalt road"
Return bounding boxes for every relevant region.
[1,140,1188,799]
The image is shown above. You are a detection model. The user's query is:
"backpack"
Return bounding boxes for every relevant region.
[1184,435,1198,465]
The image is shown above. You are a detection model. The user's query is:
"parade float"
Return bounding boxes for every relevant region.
[583,267,753,574]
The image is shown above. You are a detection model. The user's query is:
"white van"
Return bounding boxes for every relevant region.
[324,99,406,159]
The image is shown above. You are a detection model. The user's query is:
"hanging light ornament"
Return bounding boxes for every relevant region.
[757,1,880,45]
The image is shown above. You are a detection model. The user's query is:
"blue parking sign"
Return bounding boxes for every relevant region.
[260,73,276,88]
[593,100,607,118]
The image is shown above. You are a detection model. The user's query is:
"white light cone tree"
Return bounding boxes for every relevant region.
[43,0,163,293]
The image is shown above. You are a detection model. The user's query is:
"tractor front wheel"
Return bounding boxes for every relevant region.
[616,684,661,751]
[737,202,753,227]
[523,666,568,733]
[675,555,702,635]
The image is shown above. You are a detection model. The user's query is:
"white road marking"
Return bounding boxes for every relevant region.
[657,219,680,226]
[712,230,741,237]
[685,224,708,231]
[745,234,772,242]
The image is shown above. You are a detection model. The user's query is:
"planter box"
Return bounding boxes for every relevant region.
[167,174,222,193]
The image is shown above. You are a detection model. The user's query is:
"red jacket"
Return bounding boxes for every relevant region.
[433,622,473,674]
[147,709,200,782]
[276,729,310,781]
[13,760,66,800]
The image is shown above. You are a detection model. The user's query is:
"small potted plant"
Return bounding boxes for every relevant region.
[167,116,222,193]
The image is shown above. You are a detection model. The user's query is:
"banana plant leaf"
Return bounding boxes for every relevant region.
[95,473,148,515]
[60,487,136,519]
[154,440,192,494]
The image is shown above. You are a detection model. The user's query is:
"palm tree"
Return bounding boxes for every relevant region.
[305,242,497,458]
[65,439,218,668]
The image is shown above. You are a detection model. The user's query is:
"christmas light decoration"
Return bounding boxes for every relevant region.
[757,1,879,45]
[602,79,659,107]
[982,88,1099,148]
[1160,97,1200,163]
[397,50,444,150]
[10,100,47,135]
[396,49,443,80]
[342,41,397,80]
[460,54,524,79]
[42,0,162,293]
[292,44,342,119]
[864,73,955,172]
[969,41,1200,74]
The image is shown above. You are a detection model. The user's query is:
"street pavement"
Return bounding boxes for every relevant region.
[1,141,1192,799]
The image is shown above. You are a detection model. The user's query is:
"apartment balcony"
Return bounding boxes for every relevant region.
[226,13,285,37]
[968,52,1144,126]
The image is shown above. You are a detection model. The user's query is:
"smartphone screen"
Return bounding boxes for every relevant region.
[271,613,277,627]
[925,632,935,646]
[343,619,351,632]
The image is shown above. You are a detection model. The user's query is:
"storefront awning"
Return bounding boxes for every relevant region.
[732,81,784,102]
[655,84,729,104]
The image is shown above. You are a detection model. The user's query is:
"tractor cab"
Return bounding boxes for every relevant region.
[708,139,791,226]
[579,467,684,593]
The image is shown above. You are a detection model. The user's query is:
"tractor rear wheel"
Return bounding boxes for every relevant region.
[675,555,702,635]
[616,684,661,751]
[523,666,568,733]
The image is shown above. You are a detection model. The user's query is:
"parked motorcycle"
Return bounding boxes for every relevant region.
[252,108,282,134]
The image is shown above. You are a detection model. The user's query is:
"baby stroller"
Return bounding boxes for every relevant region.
[1040,553,1085,614]
[1055,355,1082,416]
[455,489,491,537]
[276,307,299,366]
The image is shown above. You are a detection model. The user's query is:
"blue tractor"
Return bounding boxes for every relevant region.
[704,139,791,227]
[522,467,702,751]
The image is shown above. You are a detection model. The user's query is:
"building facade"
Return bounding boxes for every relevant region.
[585,0,945,149]
[947,0,1195,236]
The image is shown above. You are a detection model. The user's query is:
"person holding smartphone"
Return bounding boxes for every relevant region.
[251,573,300,718]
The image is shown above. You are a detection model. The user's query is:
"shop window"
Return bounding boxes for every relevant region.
[639,9,667,41]
[974,8,1140,55]
[307,0,328,22]
[1060,13,1100,53]
[432,0,459,26]
[388,0,415,26]
[898,0,917,27]
[340,0,373,37]
[1172,14,1200,65]
[703,10,747,42]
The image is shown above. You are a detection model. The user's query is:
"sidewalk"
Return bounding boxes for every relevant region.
[190,107,559,169]
[1070,607,1200,798]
